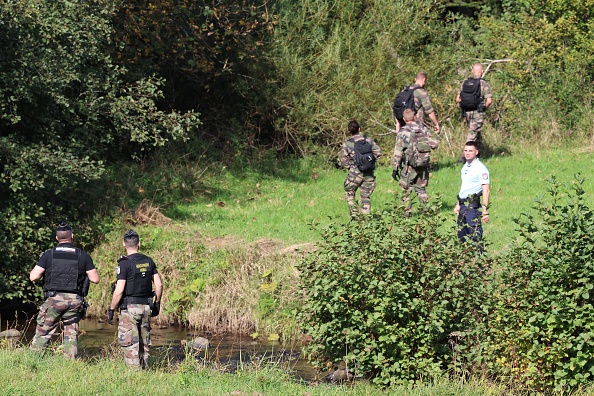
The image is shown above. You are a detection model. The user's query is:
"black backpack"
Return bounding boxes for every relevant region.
[459,78,482,111]
[392,86,420,127]
[350,137,376,172]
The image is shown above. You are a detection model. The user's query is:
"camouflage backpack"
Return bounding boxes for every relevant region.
[407,130,432,167]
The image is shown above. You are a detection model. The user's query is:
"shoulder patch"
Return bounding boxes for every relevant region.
[482,173,489,180]
[116,266,121,275]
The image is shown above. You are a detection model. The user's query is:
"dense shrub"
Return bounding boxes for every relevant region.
[487,175,594,391]
[298,200,494,385]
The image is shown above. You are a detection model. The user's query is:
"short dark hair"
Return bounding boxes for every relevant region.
[464,141,479,149]
[123,229,139,247]
[348,120,360,135]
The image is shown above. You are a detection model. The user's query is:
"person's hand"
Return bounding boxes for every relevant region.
[107,309,114,325]
[392,169,400,180]
[454,203,460,215]
[434,124,440,133]
[482,212,489,224]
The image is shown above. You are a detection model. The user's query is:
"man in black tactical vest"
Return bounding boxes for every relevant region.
[30,221,100,359]
[107,230,163,369]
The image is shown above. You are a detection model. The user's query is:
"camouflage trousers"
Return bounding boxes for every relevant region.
[344,170,376,217]
[463,110,485,143]
[399,166,430,215]
[31,292,83,359]
[118,304,152,369]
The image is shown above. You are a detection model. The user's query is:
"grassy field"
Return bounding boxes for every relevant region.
[2,347,593,396]
[162,146,594,253]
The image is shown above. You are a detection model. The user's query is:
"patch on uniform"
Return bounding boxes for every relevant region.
[116,266,121,275]
[55,246,76,253]
[482,173,488,180]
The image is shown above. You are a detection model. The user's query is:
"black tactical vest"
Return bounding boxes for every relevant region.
[123,254,154,298]
[43,245,84,293]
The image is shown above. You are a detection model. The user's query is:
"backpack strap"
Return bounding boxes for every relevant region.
[409,86,422,111]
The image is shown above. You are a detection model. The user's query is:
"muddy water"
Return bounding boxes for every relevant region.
[2,319,318,381]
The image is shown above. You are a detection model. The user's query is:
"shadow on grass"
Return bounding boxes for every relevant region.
[89,148,322,225]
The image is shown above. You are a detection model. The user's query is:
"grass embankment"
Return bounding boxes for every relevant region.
[86,142,594,338]
[3,347,592,396]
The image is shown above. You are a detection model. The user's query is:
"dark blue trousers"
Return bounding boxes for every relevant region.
[457,203,483,243]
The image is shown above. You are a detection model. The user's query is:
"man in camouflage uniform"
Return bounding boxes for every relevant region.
[392,109,440,216]
[341,120,382,218]
[29,221,100,359]
[108,230,162,369]
[411,71,440,133]
[456,63,493,160]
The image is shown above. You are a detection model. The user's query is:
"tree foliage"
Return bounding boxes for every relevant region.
[0,0,199,302]
[109,0,276,144]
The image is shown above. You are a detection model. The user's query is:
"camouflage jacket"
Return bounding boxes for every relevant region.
[392,121,439,169]
[341,134,382,172]
[411,84,435,122]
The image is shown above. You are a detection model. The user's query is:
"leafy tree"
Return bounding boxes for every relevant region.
[0,0,199,303]
[109,0,276,147]
[479,1,594,136]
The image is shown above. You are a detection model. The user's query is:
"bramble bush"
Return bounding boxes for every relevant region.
[299,177,594,391]
[487,175,594,391]
[298,199,494,386]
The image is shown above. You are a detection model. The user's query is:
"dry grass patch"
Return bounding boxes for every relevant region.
[128,199,172,226]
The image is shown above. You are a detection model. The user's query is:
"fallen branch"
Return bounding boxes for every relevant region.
[482,59,513,76]
[442,120,456,158]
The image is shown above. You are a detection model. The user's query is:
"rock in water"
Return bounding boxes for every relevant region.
[0,329,21,338]
[191,337,210,351]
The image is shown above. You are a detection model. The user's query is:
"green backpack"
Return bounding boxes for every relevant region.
[407,131,432,167]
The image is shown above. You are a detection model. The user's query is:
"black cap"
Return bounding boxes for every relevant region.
[56,221,72,232]
[124,229,139,239]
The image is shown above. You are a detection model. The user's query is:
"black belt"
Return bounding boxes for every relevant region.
[458,194,482,208]
[44,290,81,298]
[123,296,152,305]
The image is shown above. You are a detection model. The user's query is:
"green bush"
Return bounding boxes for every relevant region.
[298,199,494,385]
[487,175,594,391]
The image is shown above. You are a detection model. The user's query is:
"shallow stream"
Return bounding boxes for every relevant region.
[1,318,318,381]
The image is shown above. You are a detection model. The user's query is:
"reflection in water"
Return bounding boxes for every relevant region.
[2,319,318,381]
